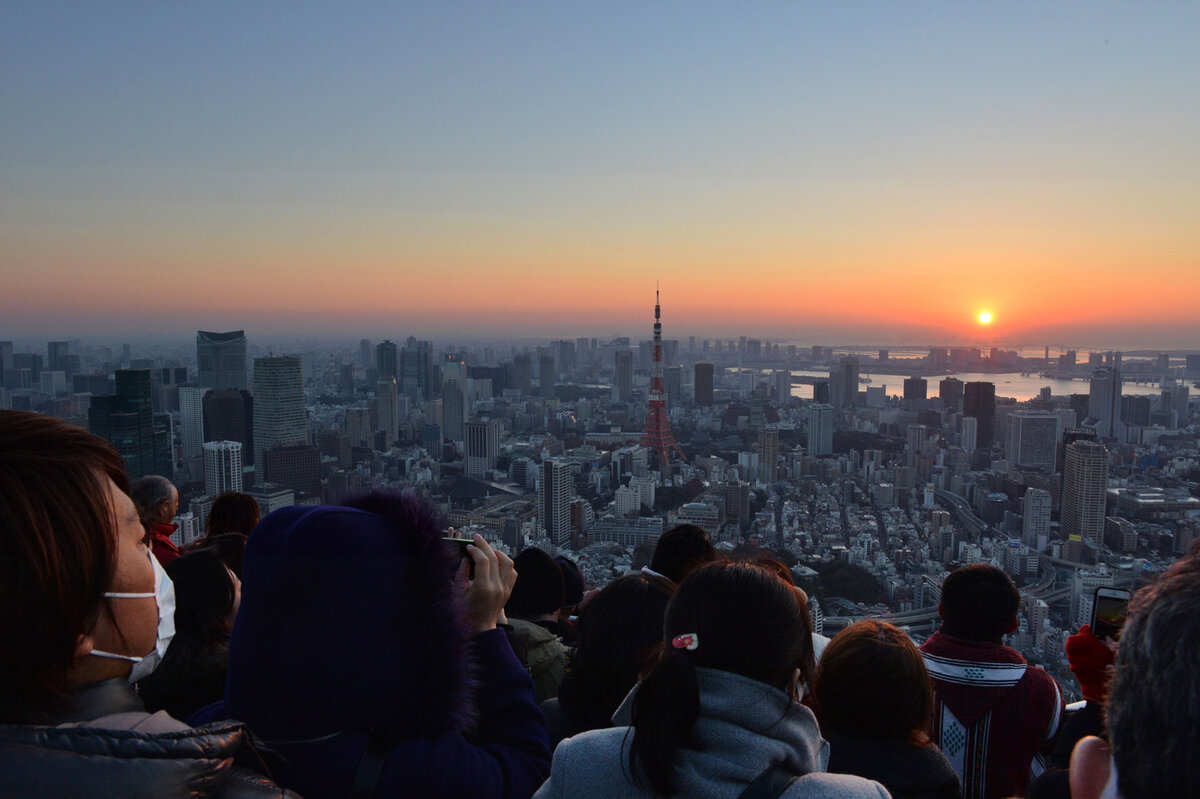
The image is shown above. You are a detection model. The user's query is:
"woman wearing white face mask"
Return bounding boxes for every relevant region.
[0,410,296,799]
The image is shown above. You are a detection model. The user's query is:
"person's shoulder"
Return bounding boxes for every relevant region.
[788,772,892,799]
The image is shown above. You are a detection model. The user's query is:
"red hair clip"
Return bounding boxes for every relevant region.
[672,633,699,651]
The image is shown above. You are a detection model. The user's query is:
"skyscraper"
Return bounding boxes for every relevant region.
[961,415,978,453]
[252,356,307,468]
[465,419,500,479]
[538,354,555,398]
[758,427,780,483]
[1022,487,1052,548]
[808,403,834,456]
[203,440,244,496]
[203,389,254,464]
[772,369,791,407]
[442,378,465,442]
[829,356,860,410]
[1062,440,1109,551]
[540,459,574,546]
[613,350,633,403]
[1007,410,1059,473]
[939,377,964,412]
[196,330,248,390]
[509,353,533,397]
[179,386,209,462]
[639,290,686,467]
[88,369,170,480]
[694,362,714,406]
[963,381,996,449]
[1087,367,1122,439]
[903,376,928,401]
[375,376,399,447]
[400,339,434,402]
[375,339,398,379]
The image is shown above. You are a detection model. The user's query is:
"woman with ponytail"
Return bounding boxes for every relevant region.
[532,560,890,799]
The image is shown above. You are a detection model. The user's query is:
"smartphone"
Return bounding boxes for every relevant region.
[1091,587,1131,642]
[444,536,476,579]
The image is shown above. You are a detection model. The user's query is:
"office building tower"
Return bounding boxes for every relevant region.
[811,378,830,405]
[345,406,371,449]
[465,419,500,479]
[203,389,254,464]
[88,369,170,480]
[538,354,555,398]
[203,440,244,496]
[1062,440,1109,550]
[639,290,686,467]
[540,459,574,546]
[808,403,834,456]
[400,339,434,402]
[613,350,633,403]
[509,353,533,397]
[906,424,928,469]
[963,381,996,449]
[961,415,978,453]
[694,362,714,406]
[179,386,209,462]
[262,444,321,497]
[940,377,964,412]
[196,330,248,390]
[252,356,307,468]
[903,376,928,402]
[665,365,682,404]
[375,376,399,447]
[829,356,859,409]
[1007,410,1059,473]
[318,428,352,469]
[442,378,464,442]
[359,339,373,369]
[375,339,398,378]
[758,427,780,483]
[1022,487,1052,549]
[47,341,71,373]
[1088,367,1122,439]
[773,370,791,407]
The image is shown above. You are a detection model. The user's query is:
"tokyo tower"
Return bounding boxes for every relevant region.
[640,288,686,467]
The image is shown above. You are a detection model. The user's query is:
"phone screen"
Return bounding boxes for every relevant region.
[444,537,476,579]
[1092,591,1130,641]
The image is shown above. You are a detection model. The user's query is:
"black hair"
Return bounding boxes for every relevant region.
[1108,553,1200,799]
[629,560,812,796]
[506,548,565,618]
[137,547,237,721]
[205,491,260,537]
[557,573,674,733]
[938,563,1019,642]
[649,524,717,583]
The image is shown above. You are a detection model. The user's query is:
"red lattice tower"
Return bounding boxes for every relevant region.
[640,288,686,467]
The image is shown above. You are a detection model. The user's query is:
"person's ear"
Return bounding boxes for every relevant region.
[74,633,94,658]
[937,602,944,619]
[1007,616,1020,634]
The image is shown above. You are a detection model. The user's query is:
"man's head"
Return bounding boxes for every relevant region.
[505,548,565,620]
[1107,552,1200,798]
[650,524,716,584]
[938,563,1020,643]
[130,475,178,528]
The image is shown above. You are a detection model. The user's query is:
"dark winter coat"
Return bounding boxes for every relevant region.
[825,731,962,799]
[225,494,551,799]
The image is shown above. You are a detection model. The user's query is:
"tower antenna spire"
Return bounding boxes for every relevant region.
[640,286,685,468]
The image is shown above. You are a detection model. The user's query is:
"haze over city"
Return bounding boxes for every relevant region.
[3,2,1199,348]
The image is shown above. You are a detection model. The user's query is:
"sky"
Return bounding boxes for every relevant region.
[2,2,1199,348]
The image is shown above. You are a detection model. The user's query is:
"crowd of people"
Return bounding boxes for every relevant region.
[1,408,1197,799]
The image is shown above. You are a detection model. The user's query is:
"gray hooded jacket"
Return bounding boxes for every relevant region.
[532,667,891,799]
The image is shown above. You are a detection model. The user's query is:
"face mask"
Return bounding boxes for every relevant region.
[89,550,176,682]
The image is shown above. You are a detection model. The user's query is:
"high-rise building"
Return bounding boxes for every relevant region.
[317,428,352,469]
[963,382,996,449]
[694,362,714,406]
[46,341,71,374]
[375,376,399,447]
[1088,367,1122,439]
[613,350,633,403]
[538,354,555,398]
[758,427,780,483]
[665,365,683,405]
[179,386,209,463]
[1006,410,1059,473]
[1022,487,1052,549]
[375,340,398,379]
[939,377,964,412]
[1062,440,1109,551]
[203,389,254,464]
[772,370,791,407]
[903,376,928,402]
[829,356,860,410]
[509,353,533,397]
[345,406,371,449]
[540,459,574,546]
[400,339,434,402]
[203,440,244,496]
[808,403,834,456]
[88,369,170,480]
[906,424,928,469]
[262,444,321,497]
[961,415,978,453]
[464,419,500,479]
[196,330,248,390]
[442,378,464,442]
[252,356,307,468]
[639,291,686,467]
[359,339,373,369]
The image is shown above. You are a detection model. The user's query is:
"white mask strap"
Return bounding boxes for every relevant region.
[103,591,156,599]
[88,649,143,663]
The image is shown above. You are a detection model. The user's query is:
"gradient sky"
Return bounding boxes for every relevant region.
[3,2,1199,347]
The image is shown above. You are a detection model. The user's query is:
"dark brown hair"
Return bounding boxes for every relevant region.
[205,491,260,537]
[813,619,933,744]
[0,410,129,722]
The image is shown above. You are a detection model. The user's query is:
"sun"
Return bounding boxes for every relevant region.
[977,311,993,325]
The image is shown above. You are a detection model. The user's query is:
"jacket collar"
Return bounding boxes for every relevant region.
[58,679,145,724]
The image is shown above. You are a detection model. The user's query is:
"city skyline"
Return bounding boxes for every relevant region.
[3,3,1199,345]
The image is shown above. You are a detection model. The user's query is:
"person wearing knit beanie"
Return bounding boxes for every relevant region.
[506,548,569,703]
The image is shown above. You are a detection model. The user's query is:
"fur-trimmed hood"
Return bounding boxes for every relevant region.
[226,491,474,741]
